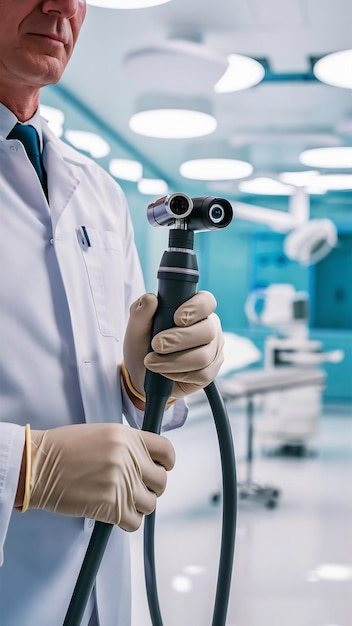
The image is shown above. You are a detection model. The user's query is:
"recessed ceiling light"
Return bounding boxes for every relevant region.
[109,158,142,181]
[239,177,294,195]
[87,0,171,8]
[299,146,352,168]
[279,171,320,187]
[129,95,217,139]
[308,174,352,191]
[137,178,168,195]
[130,109,217,139]
[180,158,253,180]
[65,130,110,158]
[214,53,265,93]
[313,49,352,89]
[40,104,65,137]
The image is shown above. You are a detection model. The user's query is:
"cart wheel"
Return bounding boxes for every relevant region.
[266,499,277,509]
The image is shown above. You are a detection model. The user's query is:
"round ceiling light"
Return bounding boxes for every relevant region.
[137,178,168,195]
[130,109,217,139]
[87,0,171,8]
[40,104,65,137]
[313,49,352,89]
[180,158,253,181]
[109,158,142,181]
[299,146,352,168]
[65,130,110,158]
[238,177,294,195]
[129,96,217,138]
[279,171,320,187]
[307,174,352,192]
[214,53,265,93]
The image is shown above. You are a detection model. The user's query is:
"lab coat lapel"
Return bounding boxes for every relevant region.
[41,121,88,228]
[44,142,80,225]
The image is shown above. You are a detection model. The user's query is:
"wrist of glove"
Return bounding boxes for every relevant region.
[123,291,224,400]
[21,423,175,532]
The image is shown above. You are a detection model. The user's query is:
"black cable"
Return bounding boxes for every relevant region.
[142,381,237,626]
[204,382,237,626]
[63,522,113,626]
[143,511,162,626]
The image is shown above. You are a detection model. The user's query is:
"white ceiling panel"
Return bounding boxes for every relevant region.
[47,0,351,208]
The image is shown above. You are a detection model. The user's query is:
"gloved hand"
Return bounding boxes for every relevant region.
[23,423,175,531]
[123,291,224,400]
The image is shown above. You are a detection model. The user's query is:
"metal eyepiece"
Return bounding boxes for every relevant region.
[147,193,193,227]
[188,197,233,231]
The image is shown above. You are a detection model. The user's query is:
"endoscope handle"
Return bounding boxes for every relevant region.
[143,229,199,433]
[142,229,199,626]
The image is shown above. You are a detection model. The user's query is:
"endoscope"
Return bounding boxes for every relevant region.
[64,194,237,626]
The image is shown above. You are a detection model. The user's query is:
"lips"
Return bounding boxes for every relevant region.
[28,32,67,46]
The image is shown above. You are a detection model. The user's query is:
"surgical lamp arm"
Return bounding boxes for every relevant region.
[232,187,309,233]
[232,201,297,233]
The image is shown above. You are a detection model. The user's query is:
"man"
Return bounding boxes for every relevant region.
[0,1,224,625]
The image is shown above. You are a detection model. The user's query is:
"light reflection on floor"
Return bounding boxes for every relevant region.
[130,400,352,626]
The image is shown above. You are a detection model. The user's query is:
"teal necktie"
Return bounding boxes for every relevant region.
[7,123,48,197]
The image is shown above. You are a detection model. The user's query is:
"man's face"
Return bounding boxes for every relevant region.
[0,0,86,89]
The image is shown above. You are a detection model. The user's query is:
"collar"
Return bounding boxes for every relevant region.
[0,102,44,150]
[1,101,96,168]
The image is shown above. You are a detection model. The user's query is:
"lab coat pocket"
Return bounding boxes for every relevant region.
[78,227,124,341]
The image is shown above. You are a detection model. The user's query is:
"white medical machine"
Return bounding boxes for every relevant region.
[233,187,338,266]
[245,283,344,453]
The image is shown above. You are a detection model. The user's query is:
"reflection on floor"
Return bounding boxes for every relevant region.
[130,399,352,626]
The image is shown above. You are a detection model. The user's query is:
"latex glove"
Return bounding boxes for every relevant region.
[24,423,175,531]
[123,291,224,399]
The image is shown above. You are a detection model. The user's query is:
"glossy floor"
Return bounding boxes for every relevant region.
[130,399,352,626]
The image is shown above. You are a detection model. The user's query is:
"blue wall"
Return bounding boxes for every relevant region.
[128,193,352,404]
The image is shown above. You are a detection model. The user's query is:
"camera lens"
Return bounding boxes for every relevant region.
[209,203,225,224]
[169,194,191,216]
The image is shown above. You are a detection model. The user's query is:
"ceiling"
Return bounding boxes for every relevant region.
[42,0,352,206]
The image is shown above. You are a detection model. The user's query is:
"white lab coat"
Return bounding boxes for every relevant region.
[0,118,186,626]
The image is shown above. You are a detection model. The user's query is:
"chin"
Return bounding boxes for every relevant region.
[25,57,67,88]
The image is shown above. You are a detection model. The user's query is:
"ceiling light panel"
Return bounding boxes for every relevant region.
[308,174,352,191]
[299,147,352,168]
[279,171,320,186]
[130,109,217,139]
[138,178,168,195]
[313,49,352,89]
[180,158,253,181]
[239,177,295,195]
[129,95,218,138]
[109,158,143,181]
[65,130,110,158]
[40,104,65,137]
[214,53,265,92]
